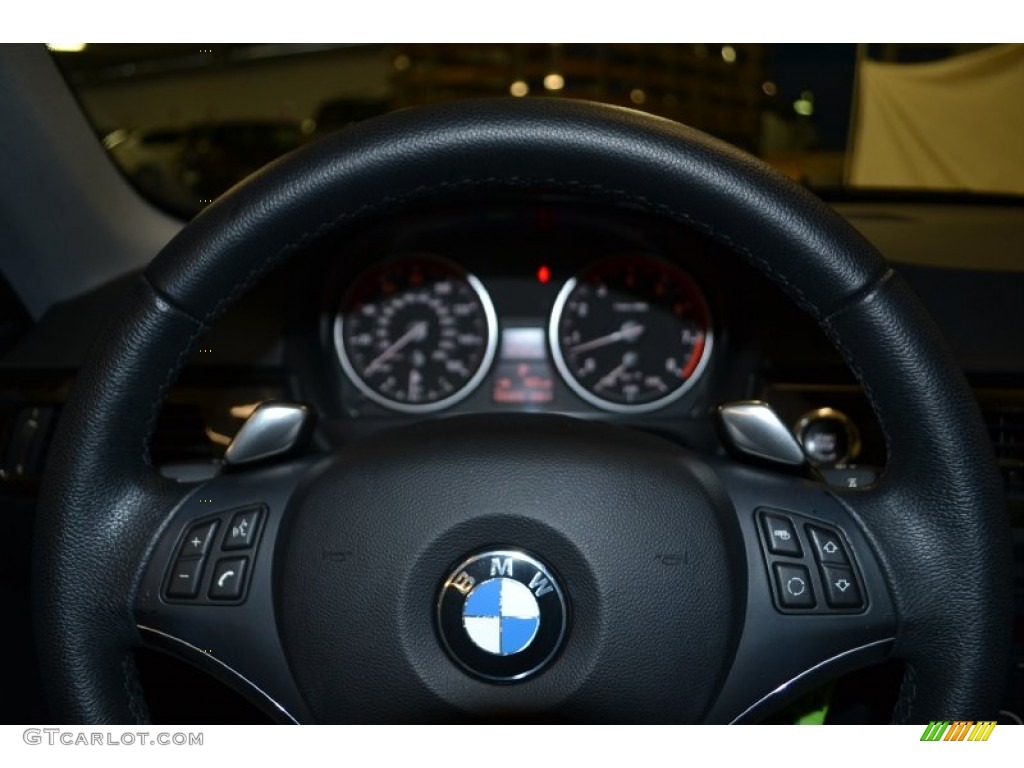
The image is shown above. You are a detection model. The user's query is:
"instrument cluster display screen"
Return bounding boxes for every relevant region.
[492,327,555,406]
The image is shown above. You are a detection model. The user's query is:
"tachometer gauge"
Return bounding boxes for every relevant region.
[335,256,498,413]
[550,255,712,413]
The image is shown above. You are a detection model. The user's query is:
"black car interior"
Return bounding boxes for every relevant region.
[0,44,1021,725]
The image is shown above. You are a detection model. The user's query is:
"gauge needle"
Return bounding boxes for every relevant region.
[364,321,428,375]
[569,321,645,355]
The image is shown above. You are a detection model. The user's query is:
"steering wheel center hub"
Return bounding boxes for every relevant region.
[274,414,746,722]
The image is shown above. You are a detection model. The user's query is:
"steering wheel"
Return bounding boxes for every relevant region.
[34,99,1011,724]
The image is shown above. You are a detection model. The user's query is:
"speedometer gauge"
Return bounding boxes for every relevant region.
[335,256,498,413]
[550,255,712,413]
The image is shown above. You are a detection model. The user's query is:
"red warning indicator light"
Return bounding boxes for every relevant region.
[537,265,551,284]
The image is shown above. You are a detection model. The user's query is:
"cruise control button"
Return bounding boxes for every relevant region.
[760,511,802,557]
[167,558,204,599]
[179,520,218,559]
[208,557,248,600]
[821,565,863,609]
[773,563,815,609]
[223,508,261,550]
[806,525,849,566]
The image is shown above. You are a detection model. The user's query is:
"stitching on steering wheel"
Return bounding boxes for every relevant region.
[893,663,919,724]
[122,653,150,725]
[819,267,897,469]
[138,282,204,466]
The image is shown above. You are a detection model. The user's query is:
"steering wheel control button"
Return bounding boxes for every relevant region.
[806,525,850,566]
[178,520,218,560]
[773,563,816,609]
[759,511,802,557]
[166,557,204,599]
[208,557,249,600]
[222,508,262,550]
[820,565,863,609]
[437,550,567,682]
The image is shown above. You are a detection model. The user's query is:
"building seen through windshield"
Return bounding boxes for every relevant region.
[51,43,1024,217]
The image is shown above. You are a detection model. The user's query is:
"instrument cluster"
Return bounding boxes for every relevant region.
[331,245,715,418]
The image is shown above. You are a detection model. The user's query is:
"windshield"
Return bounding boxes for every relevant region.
[51,43,1024,218]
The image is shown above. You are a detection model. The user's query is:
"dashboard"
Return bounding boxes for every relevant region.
[0,197,914,476]
[6,196,1020,481]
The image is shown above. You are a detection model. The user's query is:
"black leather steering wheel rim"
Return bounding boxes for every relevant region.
[34,98,1012,723]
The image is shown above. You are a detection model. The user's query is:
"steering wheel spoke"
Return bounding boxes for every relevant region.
[703,459,898,722]
[134,458,320,724]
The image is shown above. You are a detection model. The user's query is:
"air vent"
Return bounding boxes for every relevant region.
[982,403,1024,502]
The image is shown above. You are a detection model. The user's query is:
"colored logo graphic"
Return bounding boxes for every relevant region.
[463,577,540,655]
[920,721,997,741]
[436,549,567,682]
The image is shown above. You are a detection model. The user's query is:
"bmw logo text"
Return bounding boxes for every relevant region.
[436,549,568,682]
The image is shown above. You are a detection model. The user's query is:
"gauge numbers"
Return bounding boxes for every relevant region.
[550,255,712,413]
[336,256,498,413]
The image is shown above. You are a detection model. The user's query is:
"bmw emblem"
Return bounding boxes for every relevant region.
[437,549,568,682]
